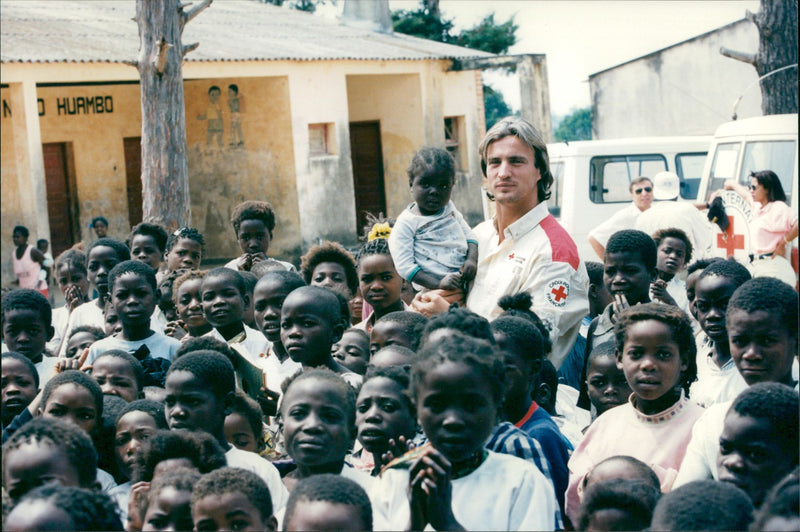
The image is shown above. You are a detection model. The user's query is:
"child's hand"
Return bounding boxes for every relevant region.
[439,272,462,291]
[249,252,267,264]
[381,435,415,466]
[460,264,477,283]
[64,285,84,311]
[164,320,187,340]
[612,293,630,316]
[55,347,91,373]
[408,447,462,531]
[650,280,678,307]
[128,481,151,532]
[237,254,254,271]
[256,386,280,417]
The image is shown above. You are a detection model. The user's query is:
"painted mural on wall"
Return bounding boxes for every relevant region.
[196,84,245,148]
[185,79,300,263]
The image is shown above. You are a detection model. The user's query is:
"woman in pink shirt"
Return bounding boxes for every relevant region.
[724,171,798,286]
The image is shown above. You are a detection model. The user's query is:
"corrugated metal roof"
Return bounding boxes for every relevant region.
[1,0,494,64]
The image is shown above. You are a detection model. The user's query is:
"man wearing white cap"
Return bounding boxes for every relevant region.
[636,171,714,260]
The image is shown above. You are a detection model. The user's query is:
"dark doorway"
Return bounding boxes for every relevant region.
[42,142,78,256]
[349,121,386,233]
[124,137,143,228]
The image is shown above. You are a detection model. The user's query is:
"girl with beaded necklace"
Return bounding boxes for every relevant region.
[566,303,702,524]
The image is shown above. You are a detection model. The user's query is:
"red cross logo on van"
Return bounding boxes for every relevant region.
[716,216,745,257]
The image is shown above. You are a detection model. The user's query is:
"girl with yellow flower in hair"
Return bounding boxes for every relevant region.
[353,214,407,332]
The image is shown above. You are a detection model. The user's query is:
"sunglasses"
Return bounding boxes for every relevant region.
[634,187,652,194]
[749,184,759,191]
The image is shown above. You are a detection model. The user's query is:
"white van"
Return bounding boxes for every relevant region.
[696,114,798,273]
[547,136,711,261]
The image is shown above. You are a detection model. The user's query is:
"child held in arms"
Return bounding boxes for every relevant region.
[388,147,478,293]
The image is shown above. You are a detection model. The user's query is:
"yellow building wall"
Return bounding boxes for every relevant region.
[441,70,486,226]
[1,78,298,279]
[346,73,425,221]
[36,83,141,244]
[2,58,484,284]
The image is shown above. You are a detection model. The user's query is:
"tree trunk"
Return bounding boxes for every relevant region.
[752,0,798,115]
[135,0,210,231]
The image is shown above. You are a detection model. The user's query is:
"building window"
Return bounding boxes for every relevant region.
[309,123,334,156]
[444,116,465,171]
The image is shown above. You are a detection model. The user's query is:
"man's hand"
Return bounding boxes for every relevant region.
[411,289,462,317]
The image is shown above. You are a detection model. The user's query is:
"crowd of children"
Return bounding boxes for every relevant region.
[2,140,799,531]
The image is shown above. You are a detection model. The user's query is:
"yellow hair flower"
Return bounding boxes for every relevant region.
[368,222,392,241]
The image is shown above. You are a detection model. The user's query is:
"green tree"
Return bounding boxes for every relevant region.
[456,13,517,54]
[484,84,515,130]
[391,4,454,43]
[553,107,592,142]
[260,0,332,13]
[391,1,519,128]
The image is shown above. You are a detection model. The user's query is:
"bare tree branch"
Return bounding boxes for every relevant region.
[720,46,757,67]
[182,42,200,57]
[182,0,212,25]
[154,38,172,76]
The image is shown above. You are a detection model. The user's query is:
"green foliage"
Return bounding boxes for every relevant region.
[553,107,592,142]
[392,2,520,128]
[260,0,329,13]
[456,13,517,54]
[391,5,454,43]
[391,2,516,55]
[484,84,516,130]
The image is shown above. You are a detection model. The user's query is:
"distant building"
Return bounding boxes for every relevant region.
[1,0,505,283]
[589,19,761,139]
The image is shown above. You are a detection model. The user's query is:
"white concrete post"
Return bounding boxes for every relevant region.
[10,81,50,242]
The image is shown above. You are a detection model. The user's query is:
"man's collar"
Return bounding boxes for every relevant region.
[499,201,550,241]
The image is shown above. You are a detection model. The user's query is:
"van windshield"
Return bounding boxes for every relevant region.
[740,140,795,198]
[707,140,795,199]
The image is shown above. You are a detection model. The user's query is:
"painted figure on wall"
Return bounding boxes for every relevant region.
[228,84,244,147]
[197,85,224,147]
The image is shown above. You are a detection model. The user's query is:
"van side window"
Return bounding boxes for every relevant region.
[675,152,707,200]
[590,154,666,203]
